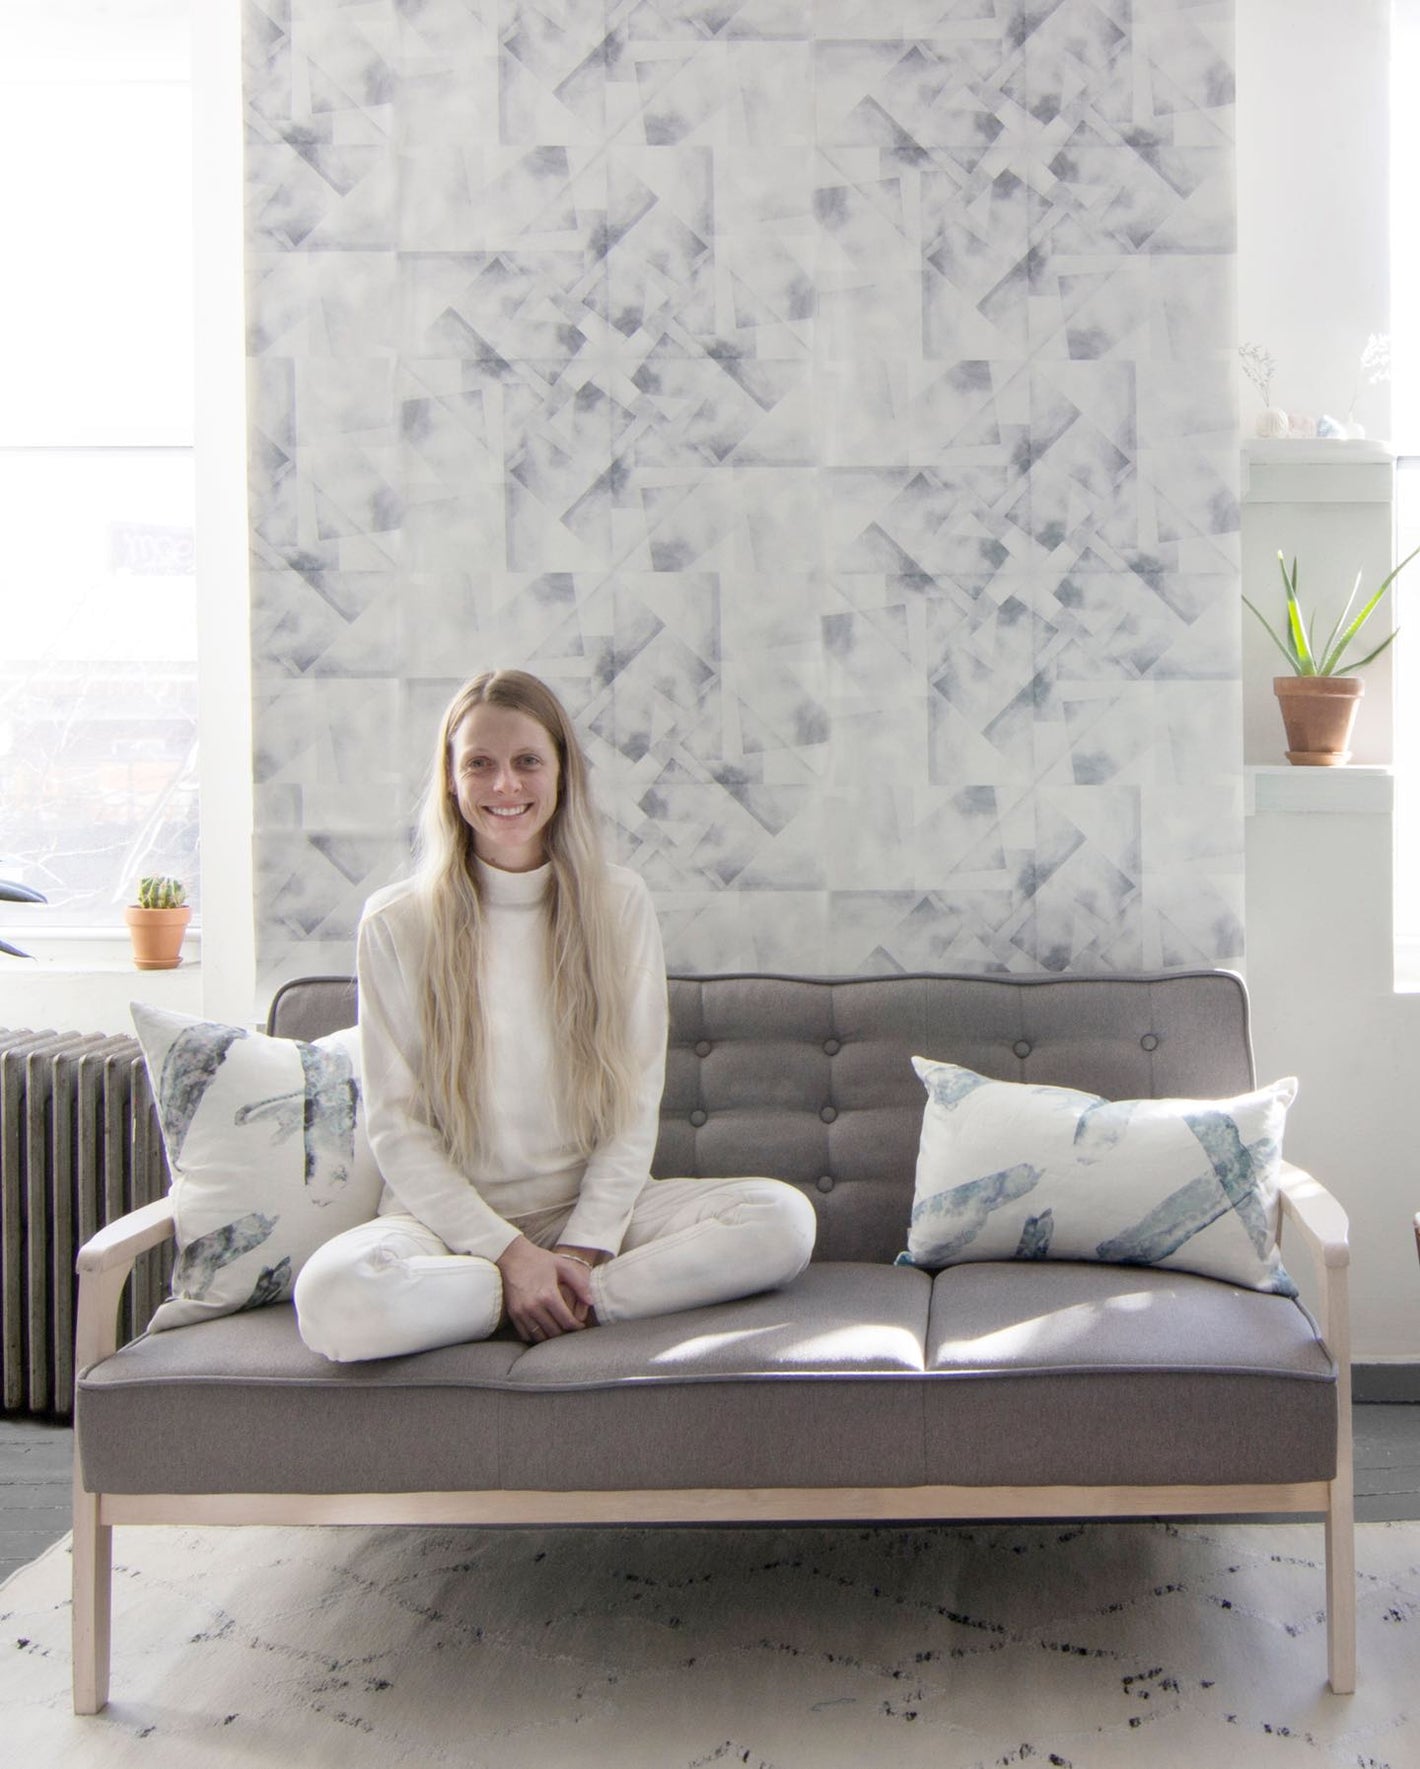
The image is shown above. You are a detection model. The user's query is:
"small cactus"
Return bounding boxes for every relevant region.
[137,876,187,910]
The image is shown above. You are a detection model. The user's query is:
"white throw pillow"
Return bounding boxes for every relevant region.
[132,1003,383,1331]
[898,1057,1299,1296]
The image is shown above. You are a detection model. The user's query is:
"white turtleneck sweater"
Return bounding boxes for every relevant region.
[355,859,668,1262]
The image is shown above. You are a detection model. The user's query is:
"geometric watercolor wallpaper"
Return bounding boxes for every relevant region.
[243,0,1242,992]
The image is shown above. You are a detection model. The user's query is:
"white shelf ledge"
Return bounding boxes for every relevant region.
[1243,439,1396,465]
[1244,763,1394,816]
[1242,439,1395,505]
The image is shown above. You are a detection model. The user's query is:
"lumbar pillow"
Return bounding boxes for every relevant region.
[898,1057,1298,1296]
[131,1003,382,1331]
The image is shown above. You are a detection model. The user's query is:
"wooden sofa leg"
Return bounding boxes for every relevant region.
[71,1481,111,1715]
[1325,1476,1356,1695]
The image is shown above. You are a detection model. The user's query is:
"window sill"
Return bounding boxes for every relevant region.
[1244,764,1393,816]
[0,928,201,967]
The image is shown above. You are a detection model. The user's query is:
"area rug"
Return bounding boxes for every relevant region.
[2,1518,1416,1767]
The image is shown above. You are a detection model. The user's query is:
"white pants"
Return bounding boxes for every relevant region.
[293,1176,817,1363]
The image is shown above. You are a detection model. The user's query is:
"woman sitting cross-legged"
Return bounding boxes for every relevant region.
[294,668,817,1361]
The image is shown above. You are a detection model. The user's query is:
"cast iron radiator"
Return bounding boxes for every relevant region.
[0,1029,170,1418]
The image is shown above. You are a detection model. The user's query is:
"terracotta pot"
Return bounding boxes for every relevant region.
[1273,675,1363,766]
[124,905,192,970]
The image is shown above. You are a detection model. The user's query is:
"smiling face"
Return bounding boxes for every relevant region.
[448,703,562,872]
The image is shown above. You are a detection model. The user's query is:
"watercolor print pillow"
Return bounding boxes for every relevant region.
[897,1057,1298,1296]
[131,1003,382,1331]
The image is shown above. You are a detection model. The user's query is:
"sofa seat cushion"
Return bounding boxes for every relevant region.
[923,1262,1337,1486]
[77,1307,520,1495]
[506,1260,930,1385]
[76,1260,1336,1499]
[77,1265,934,1495]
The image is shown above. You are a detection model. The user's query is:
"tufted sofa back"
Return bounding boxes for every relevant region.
[655,972,1254,1261]
[268,969,1254,1264]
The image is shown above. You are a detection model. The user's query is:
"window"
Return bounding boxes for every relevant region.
[0,3,198,927]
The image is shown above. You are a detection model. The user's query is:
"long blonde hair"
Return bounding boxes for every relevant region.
[414,670,639,1169]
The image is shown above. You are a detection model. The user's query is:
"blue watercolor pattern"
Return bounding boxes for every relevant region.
[157,1020,249,1163]
[171,1211,278,1299]
[908,1162,1042,1262]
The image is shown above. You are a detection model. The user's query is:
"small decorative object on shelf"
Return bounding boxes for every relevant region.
[125,876,192,970]
[0,879,47,959]
[1244,545,1420,765]
[1237,336,1388,444]
[1342,333,1388,443]
[1239,341,1288,438]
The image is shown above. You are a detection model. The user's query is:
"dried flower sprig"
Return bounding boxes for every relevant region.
[1361,332,1390,385]
[1346,333,1390,425]
[1238,342,1276,407]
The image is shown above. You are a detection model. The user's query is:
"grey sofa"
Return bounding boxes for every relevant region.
[71,968,1354,1711]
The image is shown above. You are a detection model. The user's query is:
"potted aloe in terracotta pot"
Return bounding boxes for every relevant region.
[1244,544,1420,765]
[125,875,191,970]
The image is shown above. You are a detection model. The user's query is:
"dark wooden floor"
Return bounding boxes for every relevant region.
[0,1417,75,1584]
[3,1406,1419,1585]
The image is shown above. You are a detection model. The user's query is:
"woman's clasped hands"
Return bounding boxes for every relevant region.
[494,1235,604,1342]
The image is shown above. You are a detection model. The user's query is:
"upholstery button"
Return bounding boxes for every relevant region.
[823,1038,841,1056]
[820,1105,837,1124]
[1013,1039,1032,1059]
[1141,1033,1159,1052]
[694,1039,712,1057]
[816,1175,835,1194]
[689,1108,707,1128]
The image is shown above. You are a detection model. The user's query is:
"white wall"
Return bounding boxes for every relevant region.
[1237,1,1420,1361]
[1245,771,1420,1362]
[1236,0,1395,765]
[1236,0,1391,442]
[0,956,201,1035]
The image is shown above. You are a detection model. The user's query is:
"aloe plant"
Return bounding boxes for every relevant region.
[137,875,187,910]
[1244,544,1420,676]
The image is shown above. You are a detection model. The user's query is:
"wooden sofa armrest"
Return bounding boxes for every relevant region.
[1277,1161,1349,1271]
[74,1197,177,1376]
[77,1196,177,1274]
[1276,1161,1351,1377]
